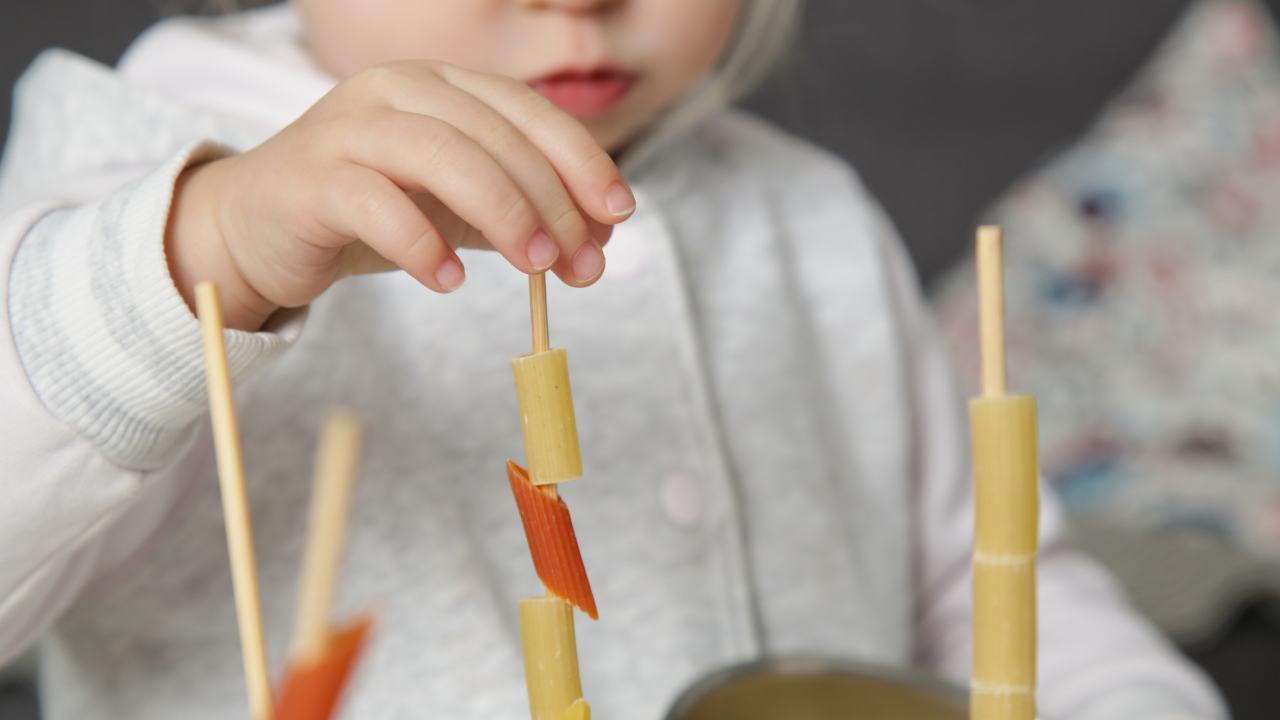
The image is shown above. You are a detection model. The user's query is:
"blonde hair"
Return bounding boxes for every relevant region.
[711,0,803,112]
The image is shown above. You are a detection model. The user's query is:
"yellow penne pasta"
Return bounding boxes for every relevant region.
[969,379,1038,720]
[518,596,583,720]
[511,349,582,485]
[561,698,590,720]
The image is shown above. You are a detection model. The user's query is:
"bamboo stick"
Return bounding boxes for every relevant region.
[970,227,1038,720]
[526,274,555,498]
[290,409,363,666]
[195,282,275,720]
[977,225,1007,397]
[530,273,550,356]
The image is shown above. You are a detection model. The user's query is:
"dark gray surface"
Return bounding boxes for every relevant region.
[1187,603,1280,720]
[741,0,1200,285]
[0,0,156,133]
[0,684,37,720]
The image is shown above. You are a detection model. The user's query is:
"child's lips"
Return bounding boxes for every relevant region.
[527,69,636,119]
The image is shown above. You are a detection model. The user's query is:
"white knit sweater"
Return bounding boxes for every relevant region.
[0,5,1228,720]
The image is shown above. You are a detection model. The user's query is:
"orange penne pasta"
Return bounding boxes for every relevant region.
[507,460,598,620]
[277,615,372,720]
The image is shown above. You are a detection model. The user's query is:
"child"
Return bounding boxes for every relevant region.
[0,1,1226,718]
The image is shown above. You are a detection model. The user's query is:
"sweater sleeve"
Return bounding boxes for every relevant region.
[0,141,303,666]
[9,140,303,469]
[879,234,1228,720]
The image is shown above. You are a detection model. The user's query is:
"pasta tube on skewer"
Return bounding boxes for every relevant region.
[512,274,583,487]
[512,274,593,720]
[562,698,591,720]
[512,348,582,485]
[519,597,587,720]
[276,410,372,720]
[969,226,1039,720]
[277,616,372,720]
[508,460,597,619]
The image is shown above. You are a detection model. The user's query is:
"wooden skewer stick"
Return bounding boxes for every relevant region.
[976,225,1007,398]
[195,282,276,720]
[530,273,550,356]
[527,274,557,501]
[516,276,588,717]
[970,226,1038,720]
[290,409,363,666]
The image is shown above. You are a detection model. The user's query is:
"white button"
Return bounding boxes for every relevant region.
[660,471,704,528]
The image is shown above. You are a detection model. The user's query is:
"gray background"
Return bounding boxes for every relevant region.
[3,1,1280,719]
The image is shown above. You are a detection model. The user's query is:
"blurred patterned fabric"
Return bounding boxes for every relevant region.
[933,0,1280,640]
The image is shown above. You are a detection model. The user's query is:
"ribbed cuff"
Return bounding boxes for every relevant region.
[8,140,305,470]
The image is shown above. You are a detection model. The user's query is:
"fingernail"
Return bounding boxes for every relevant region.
[572,241,605,283]
[435,258,466,292]
[526,230,559,271]
[605,182,635,217]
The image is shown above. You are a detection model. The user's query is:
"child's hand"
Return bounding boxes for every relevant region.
[165,60,635,331]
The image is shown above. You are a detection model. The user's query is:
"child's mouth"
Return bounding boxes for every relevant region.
[528,68,635,119]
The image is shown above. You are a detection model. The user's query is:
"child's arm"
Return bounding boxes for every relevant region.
[877,233,1228,720]
[0,54,633,666]
[0,131,252,667]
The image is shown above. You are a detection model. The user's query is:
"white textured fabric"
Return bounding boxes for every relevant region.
[1068,683,1209,720]
[0,5,1227,720]
[9,139,304,469]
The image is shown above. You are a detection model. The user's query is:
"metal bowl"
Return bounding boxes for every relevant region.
[665,657,968,720]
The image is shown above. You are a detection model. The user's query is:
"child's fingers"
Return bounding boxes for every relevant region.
[408,191,485,250]
[438,66,636,227]
[344,111,559,277]
[337,242,399,278]
[315,165,465,293]
[540,202,612,288]
[580,203,615,247]
[384,82,600,277]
